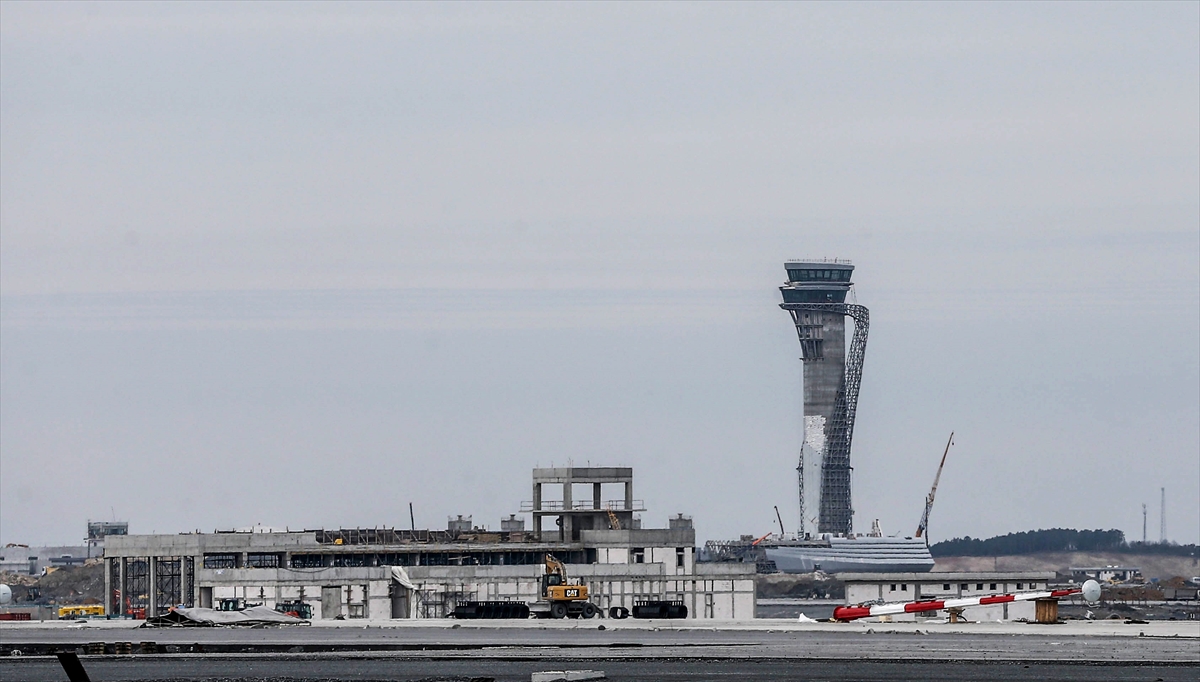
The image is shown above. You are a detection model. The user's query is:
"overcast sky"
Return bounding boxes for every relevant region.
[2,2,1197,548]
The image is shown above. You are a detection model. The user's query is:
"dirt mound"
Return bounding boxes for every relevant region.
[756,573,844,599]
[933,552,1200,581]
[0,571,38,587]
[2,562,105,605]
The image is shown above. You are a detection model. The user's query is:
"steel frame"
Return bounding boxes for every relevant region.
[154,557,182,615]
[124,557,149,614]
[781,302,869,535]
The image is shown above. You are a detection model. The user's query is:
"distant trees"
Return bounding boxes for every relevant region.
[930,528,1199,557]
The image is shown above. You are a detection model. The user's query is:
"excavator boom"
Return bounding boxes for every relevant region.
[544,554,566,578]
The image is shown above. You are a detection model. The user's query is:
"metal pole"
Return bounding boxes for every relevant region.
[1160,487,1166,543]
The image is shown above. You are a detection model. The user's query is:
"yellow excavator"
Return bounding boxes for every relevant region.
[533,554,598,619]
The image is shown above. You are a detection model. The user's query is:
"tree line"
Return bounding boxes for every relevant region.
[930,528,1198,557]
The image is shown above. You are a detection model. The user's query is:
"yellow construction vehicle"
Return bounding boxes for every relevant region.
[532,554,598,619]
[58,604,104,619]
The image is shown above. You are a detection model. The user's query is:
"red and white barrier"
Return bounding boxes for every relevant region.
[832,585,1092,622]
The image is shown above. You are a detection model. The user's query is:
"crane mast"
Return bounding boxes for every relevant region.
[915,432,954,543]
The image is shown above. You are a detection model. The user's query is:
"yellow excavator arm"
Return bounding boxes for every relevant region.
[545,554,566,578]
[543,554,588,601]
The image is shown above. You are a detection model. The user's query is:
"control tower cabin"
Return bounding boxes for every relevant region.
[779,260,870,537]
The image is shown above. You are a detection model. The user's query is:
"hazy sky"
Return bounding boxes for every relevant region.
[2,2,1197,547]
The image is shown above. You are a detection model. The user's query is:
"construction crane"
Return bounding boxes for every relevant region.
[914,432,953,543]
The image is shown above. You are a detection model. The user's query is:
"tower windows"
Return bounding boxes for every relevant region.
[785,268,852,283]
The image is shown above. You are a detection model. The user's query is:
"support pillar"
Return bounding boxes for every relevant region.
[104,558,113,616]
[533,482,542,541]
[118,558,126,617]
[561,480,573,542]
[183,556,194,607]
[148,557,157,618]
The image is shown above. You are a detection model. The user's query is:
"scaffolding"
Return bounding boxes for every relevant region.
[781,302,870,535]
[124,558,149,617]
[154,557,182,615]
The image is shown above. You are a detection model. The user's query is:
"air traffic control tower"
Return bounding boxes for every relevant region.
[779,260,869,537]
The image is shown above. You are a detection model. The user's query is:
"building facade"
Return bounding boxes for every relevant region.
[841,571,1056,622]
[103,467,756,620]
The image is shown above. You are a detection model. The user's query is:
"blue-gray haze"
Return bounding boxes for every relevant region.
[2,2,1197,547]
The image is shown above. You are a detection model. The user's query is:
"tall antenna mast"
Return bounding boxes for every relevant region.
[1159,487,1166,543]
[1142,503,1147,543]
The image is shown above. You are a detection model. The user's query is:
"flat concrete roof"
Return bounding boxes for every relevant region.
[838,571,1055,581]
[785,260,853,268]
[532,467,633,482]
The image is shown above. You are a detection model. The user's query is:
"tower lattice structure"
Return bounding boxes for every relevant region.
[779,260,869,536]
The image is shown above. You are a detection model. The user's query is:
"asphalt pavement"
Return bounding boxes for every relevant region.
[1,618,1195,681]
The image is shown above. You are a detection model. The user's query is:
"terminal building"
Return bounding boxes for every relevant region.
[103,467,756,620]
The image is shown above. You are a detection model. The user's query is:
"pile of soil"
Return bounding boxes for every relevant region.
[1,561,105,605]
[932,551,1200,582]
[756,573,844,599]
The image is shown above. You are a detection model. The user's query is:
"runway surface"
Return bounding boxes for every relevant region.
[2,618,1196,681]
[3,657,1197,682]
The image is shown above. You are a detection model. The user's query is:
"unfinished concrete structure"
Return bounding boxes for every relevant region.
[524,467,641,542]
[841,571,1055,622]
[780,260,868,536]
[103,467,755,620]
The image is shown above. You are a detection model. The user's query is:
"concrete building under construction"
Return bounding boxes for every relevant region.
[780,260,869,536]
[102,467,755,620]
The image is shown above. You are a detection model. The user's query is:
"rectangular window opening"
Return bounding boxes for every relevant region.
[246,553,281,569]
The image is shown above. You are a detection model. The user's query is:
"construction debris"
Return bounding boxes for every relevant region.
[142,605,308,627]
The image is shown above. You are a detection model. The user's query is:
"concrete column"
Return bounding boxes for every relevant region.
[148,557,157,617]
[190,557,199,606]
[104,558,113,616]
[118,559,126,616]
[533,482,542,541]
[180,557,190,607]
[561,480,573,542]
[624,481,633,510]
[593,483,602,509]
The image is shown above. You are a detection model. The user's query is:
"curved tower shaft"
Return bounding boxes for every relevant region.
[779,260,869,536]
